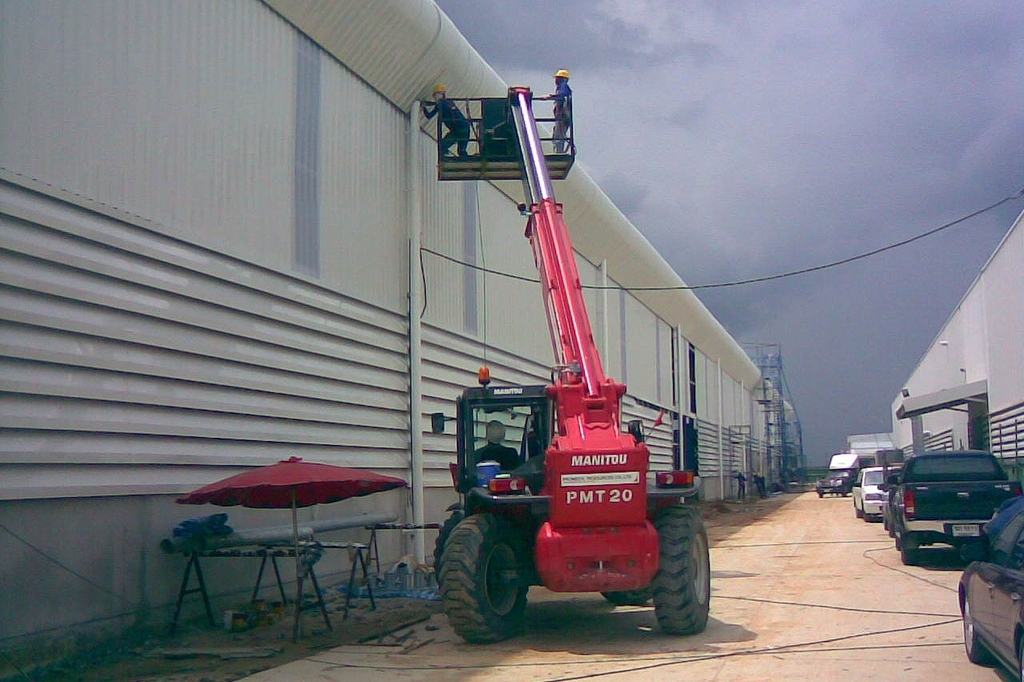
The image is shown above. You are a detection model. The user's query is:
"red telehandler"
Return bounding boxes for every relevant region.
[429,87,710,643]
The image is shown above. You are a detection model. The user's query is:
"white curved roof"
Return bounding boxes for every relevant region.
[265,0,761,387]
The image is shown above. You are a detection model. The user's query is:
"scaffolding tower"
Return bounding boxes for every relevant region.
[745,343,805,488]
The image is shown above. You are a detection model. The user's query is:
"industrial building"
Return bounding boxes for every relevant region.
[0,0,775,652]
[892,210,1024,471]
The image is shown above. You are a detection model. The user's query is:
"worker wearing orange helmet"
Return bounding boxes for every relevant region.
[542,69,573,153]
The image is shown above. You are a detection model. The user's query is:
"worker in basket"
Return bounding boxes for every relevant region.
[421,84,471,158]
[541,69,572,153]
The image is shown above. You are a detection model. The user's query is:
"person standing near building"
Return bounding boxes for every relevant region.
[734,470,747,501]
[421,84,471,158]
[542,69,572,153]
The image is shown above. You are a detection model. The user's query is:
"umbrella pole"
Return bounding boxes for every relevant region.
[291,491,303,642]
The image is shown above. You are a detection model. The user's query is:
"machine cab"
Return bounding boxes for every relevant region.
[432,94,575,181]
[432,384,552,495]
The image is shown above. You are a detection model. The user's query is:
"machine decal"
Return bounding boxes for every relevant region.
[561,472,640,487]
[570,454,628,466]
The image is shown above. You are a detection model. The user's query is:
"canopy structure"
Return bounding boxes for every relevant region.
[896,380,988,420]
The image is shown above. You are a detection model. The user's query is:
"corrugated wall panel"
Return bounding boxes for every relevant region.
[0,181,410,497]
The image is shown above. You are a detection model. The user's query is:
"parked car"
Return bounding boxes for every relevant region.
[960,496,1024,677]
[816,469,856,497]
[852,466,887,521]
[889,450,1021,566]
[882,464,904,536]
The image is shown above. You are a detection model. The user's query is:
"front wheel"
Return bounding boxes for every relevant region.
[433,509,464,576]
[963,598,995,665]
[652,505,711,635]
[439,514,527,643]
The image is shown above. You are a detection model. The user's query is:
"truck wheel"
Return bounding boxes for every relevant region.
[900,532,920,566]
[602,588,653,606]
[855,504,864,519]
[432,509,464,579]
[439,514,527,643]
[652,505,711,635]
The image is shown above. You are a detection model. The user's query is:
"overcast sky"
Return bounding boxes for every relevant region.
[435,0,1023,466]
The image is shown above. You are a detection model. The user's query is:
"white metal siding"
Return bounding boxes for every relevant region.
[0,1,298,276]
[0,181,410,498]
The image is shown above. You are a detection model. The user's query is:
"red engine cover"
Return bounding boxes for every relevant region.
[534,520,659,592]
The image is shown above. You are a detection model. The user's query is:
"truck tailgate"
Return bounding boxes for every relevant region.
[909,481,1018,520]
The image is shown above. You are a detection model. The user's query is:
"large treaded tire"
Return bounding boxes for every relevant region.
[439,514,527,643]
[652,505,711,635]
[602,588,653,606]
[432,510,464,575]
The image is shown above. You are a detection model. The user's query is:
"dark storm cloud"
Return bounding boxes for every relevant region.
[435,0,1024,464]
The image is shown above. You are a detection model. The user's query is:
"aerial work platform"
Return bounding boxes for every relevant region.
[433,91,574,181]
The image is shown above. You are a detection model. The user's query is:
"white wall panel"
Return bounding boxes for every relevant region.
[983,217,1023,409]
[319,59,408,309]
[0,181,410,498]
[0,0,297,274]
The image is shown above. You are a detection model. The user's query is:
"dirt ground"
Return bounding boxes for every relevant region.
[9,494,795,682]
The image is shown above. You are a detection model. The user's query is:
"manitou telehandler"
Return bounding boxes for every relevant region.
[429,86,710,643]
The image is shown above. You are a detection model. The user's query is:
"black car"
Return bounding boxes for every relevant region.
[959,495,1024,676]
[816,469,856,497]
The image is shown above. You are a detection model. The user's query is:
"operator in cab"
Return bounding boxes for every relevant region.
[475,420,520,471]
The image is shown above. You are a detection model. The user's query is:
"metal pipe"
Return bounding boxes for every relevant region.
[408,99,426,563]
[509,88,554,203]
[159,512,397,554]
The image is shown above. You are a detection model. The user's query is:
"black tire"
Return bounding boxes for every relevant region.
[602,588,653,606]
[962,598,995,665]
[817,491,823,498]
[439,514,527,643]
[651,505,711,635]
[433,509,464,576]
[855,504,864,519]
[900,532,920,566]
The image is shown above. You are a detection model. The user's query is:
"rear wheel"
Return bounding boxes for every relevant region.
[602,588,653,606]
[439,514,527,643]
[962,598,995,665]
[900,532,920,566]
[652,505,710,635]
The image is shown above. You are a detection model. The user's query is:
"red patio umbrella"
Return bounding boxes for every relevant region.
[176,457,407,639]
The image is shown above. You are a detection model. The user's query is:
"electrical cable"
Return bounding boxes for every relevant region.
[308,617,962,678]
[0,522,131,603]
[862,545,960,592]
[715,593,958,618]
[420,186,1024,291]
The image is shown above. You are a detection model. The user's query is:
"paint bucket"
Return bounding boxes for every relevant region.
[476,460,501,486]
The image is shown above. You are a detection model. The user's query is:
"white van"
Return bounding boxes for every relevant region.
[852,466,887,521]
